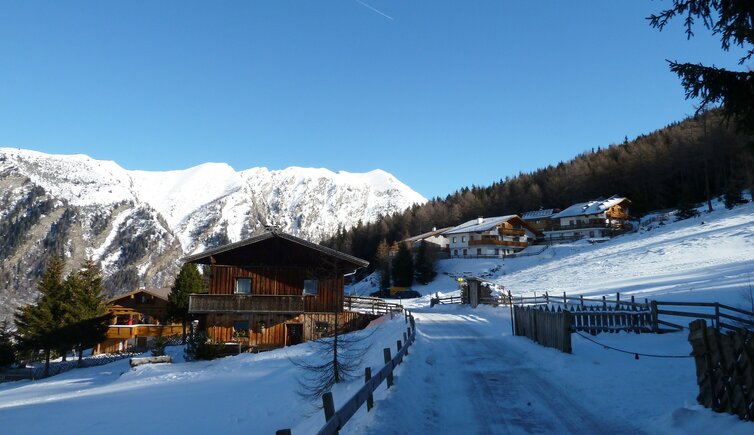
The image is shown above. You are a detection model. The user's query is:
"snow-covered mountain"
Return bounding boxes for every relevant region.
[0,148,425,320]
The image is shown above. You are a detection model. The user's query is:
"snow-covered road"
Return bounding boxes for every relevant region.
[346,308,643,435]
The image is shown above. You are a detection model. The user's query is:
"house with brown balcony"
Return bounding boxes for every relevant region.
[184,231,373,351]
[521,208,560,235]
[94,287,183,354]
[543,195,632,243]
[443,215,542,258]
[389,226,452,257]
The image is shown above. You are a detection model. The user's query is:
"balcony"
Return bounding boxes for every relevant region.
[105,324,183,339]
[188,294,307,314]
[469,239,528,248]
[498,228,525,236]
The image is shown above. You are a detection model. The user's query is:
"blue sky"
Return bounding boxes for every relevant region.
[0,1,748,199]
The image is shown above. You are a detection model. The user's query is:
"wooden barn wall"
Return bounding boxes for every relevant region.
[208,265,344,312]
[206,311,372,347]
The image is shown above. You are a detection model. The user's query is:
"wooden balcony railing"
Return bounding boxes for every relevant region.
[105,324,183,339]
[188,294,307,314]
[469,239,528,248]
[498,228,525,236]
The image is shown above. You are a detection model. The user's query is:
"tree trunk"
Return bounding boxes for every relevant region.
[44,349,51,377]
[77,347,84,367]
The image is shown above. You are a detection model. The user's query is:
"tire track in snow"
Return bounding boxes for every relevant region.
[347,311,644,435]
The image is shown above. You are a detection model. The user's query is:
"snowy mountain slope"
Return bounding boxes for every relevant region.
[0,199,752,434]
[356,196,754,311]
[0,148,425,321]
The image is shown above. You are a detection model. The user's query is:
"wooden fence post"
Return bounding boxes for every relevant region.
[365,367,374,411]
[322,391,336,427]
[651,300,658,333]
[383,348,393,388]
[714,303,720,330]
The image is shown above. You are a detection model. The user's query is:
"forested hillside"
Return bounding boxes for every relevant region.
[324,110,753,269]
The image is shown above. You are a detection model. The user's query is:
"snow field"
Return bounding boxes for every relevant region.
[0,314,410,435]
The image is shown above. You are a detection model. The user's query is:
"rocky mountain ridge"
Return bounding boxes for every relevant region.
[0,148,425,321]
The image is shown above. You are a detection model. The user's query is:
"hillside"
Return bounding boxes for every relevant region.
[1,200,752,434]
[325,111,754,270]
[0,148,425,321]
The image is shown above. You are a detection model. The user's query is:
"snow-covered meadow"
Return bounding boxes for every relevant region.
[1,198,753,434]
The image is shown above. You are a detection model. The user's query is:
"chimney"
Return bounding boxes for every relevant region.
[477,217,484,225]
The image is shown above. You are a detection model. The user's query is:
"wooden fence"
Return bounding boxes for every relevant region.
[344,296,404,315]
[513,291,754,335]
[512,305,572,353]
[429,294,461,307]
[688,319,754,421]
[277,311,417,435]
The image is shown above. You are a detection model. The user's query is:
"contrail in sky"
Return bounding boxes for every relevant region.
[355,0,394,20]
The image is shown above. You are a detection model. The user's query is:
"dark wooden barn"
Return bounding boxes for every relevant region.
[185,231,372,350]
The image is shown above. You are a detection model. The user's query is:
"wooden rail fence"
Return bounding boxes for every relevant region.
[688,319,754,421]
[277,311,417,435]
[513,291,754,335]
[344,296,404,315]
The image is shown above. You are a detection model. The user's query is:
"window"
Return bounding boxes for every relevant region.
[315,321,329,333]
[469,235,474,241]
[233,321,249,338]
[453,249,458,256]
[304,279,318,295]
[236,278,251,294]
[452,237,456,243]
[494,248,499,255]
[461,236,466,243]
[477,248,481,255]
[462,249,467,256]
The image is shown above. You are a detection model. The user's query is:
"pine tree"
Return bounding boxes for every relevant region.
[168,263,205,343]
[66,259,110,365]
[649,1,754,139]
[414,242,437,285]
[14,257,67,376]
[391,243,414,288]
[0,321,16,368]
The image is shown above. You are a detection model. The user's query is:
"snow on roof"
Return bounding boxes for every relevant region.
[521,209,557,220]
[551,195,629,219]
[108,287,172,303]
[443,215,518,235]
[403,227,453,243]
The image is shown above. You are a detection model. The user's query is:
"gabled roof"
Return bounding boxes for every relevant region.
[108,287,171,303]
[183,231,369,269]
[551,195,630,219]
[521,209,557,220]
[403,227,453,243]
[443,215,519,235]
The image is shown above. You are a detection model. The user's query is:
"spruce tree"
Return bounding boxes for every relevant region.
[14,257,67,376]
[649,1,754,139]
[67,259,110,365]
[391,243,414,288]
[168,263,204,343]
[0,321,16,368]
[414,242,437,285]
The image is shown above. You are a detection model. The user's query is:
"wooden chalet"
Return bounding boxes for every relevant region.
[185,231,372,350]
[544,195,632,243]
[443,215,543,258]
[95,287,182,354]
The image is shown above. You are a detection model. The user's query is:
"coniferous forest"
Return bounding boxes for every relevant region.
[323,110,754,272]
